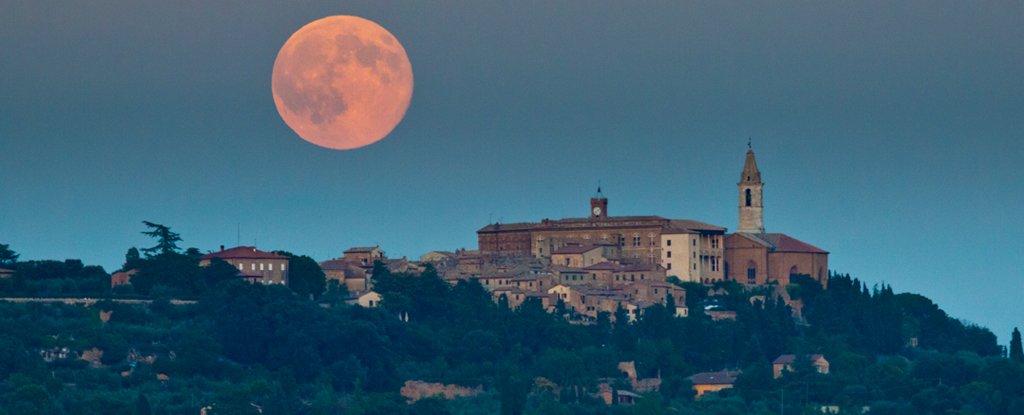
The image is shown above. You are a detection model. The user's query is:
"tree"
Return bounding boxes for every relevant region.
[134,393,152,415]
[123,247,143,270]
[140,221,182,257]
[0,243,18,266]
[1011,328,1023,363]
[282,254,326,300]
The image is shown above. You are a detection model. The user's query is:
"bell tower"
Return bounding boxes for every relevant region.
[590,186,608,218]
[738,144,764,233]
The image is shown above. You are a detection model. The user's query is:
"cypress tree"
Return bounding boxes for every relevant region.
[1011,327,1024,362]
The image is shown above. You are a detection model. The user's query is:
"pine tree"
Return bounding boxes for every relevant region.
[0,243,18,266]
[1010,327,1023,362]
[140,221,182,257]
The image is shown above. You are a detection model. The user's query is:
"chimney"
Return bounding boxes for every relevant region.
[220,245,225,251]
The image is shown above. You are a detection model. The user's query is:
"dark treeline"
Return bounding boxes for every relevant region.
[0,238,1021,414]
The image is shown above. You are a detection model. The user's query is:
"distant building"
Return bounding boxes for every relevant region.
[0,268,14,279]
[343,246,384,266]
[723,147,830,287]
[772,354,830,379]
[689,370,740,398]
[551,245,606,268]
[476,189,725,282]
[200,246,289,285]
[357,291,382,308]
[110,269,138,288]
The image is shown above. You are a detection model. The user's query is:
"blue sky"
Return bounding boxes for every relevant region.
[1,1,1021,344]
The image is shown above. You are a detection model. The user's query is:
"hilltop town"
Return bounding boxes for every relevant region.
[0,148,1017,414]
[172,147,828,324]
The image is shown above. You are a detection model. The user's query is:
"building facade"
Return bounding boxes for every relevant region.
[200,246,289,285]
[477,194,726,280]
[723,148,830,287]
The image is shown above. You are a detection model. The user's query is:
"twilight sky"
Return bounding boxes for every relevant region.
[1,1,1021,343]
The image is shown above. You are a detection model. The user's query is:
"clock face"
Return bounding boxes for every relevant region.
[593,206,602,215]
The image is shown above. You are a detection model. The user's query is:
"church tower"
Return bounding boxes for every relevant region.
[590,186,608,218]
[737,145,764,233]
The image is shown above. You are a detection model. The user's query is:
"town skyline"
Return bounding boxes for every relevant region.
[2,1,1021,346]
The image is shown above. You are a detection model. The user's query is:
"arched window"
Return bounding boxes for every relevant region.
[789,265,799,277]
[745,188,752,206]
[746,260,757,285]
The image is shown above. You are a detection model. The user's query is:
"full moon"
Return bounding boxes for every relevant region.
[272,16,413,150]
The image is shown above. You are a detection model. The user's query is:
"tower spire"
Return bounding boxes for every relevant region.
[738,146,764,233]
[590,183,608,218]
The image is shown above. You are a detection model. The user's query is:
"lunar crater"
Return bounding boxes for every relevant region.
[272,16,413,150]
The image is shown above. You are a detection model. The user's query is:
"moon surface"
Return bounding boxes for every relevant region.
[272,16,413,150]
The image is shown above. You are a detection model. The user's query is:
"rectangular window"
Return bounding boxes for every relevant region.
[633,236,641,247]
[667,239,672,246]
[268,263,273,271]
[667,251,672,258]
[667,263,672,270]
[237,263,243,271]
[693,239,696,246]
[259,263,265,271]
[281,263,286,271]
[251,263,255,271]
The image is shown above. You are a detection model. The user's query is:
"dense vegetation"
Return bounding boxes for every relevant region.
[0,238,1021,414]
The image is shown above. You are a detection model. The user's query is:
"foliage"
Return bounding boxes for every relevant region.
[1011,328,1023,363]
[0,243,18,267]
[0,262,1016,414]
[278,252,326,300]
[139,221,182,257]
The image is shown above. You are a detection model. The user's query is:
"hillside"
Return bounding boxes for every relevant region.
[0,258,1020,415]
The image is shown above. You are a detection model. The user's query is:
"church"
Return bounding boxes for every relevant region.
[476,147,829,287]
[723,147,829,287]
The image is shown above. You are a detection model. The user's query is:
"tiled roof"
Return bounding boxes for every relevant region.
[477,222,537,232]
[343,246,379,253]
[668,219,727,232]
[202,246,286,260]
[552,245,602,255]
[772,354,825,365]
[736,233,828,254]
[583,262,621,271]
[689,370,740,385]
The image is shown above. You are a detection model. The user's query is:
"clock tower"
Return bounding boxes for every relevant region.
[590,186,608,218]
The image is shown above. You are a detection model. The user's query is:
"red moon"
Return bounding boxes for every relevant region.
[272,16,413,150]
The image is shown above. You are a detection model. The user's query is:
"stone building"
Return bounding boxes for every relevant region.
[723,147,830,287]
[200,246,289,285]
[477,191,725,282]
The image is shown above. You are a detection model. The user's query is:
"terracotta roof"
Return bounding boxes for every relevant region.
[583,262,621,271]
[319,259,349,271]
[773,354,825,365]
[344,246,379,253]
[735,233,828,254]
[760,234,828,254]
[552,245,602,255]
[668,219,727,233]
[618,263,661,272]
[550,215,668,224]
[202,246,286,260]
[477,222,536,232]
[689,370,740,385]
